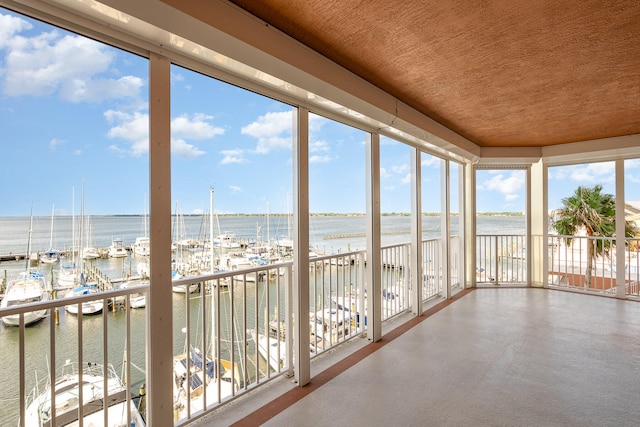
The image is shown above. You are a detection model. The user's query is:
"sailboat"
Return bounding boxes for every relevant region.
[39,204,60,265]
[82,216,100,260]
[171,202,200,294]
[58,179,85,289]
[172,187,241,421]
[1,207,51,327]
[132,197,150,257]
[64,274,104,315]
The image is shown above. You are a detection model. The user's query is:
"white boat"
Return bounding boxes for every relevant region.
[132,236,150,256]
[173,346,239,420]
[120,280,147,309]
[64,282,104,315]
[219,253,256,282]
[24,361,145,427]
[250,321,287,372]
[171,266,200,294]
[132,200,150,257]
[109,237,128,258]
[57,263,79,289]
[214,231,241,249]
[137,260,150,279]
[82,214,101,259]
[81,246,101,260]
[0,270,50,326]
[249,319,324,373]
[1,210,50,327]
[39,248,60,265]
[310,303,355,347]
[40,205,60,265]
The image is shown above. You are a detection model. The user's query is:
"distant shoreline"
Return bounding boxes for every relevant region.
[0,212,525,218]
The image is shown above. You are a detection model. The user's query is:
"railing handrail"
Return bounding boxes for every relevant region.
[0,283,149,317]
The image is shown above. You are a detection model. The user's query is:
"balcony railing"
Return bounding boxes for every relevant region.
[0,284,149,427]
[4,233,637,426]
[476,234,527,285]
[548,234,640,298]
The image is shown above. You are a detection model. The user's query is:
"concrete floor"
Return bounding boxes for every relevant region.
[200,288,640,427]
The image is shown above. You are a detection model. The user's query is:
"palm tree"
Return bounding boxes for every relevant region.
[552,185,638,288]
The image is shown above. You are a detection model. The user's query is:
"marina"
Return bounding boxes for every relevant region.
[0,214,525,426]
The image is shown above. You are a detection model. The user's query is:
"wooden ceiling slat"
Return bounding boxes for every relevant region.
[227,0,640,148]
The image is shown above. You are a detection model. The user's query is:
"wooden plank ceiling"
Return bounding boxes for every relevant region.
[224,0,639,148]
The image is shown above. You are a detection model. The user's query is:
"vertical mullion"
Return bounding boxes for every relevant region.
[147,52,173,425]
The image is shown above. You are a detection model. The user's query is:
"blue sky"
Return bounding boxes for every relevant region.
[1,8,639,217]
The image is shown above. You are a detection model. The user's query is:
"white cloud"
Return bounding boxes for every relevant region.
[105,110,148,156]
[480,170,525,201]
[380,167,391,179]
[59,75,144,103]
[105,110,218,157]
[172,139,206,158]
[391,164,410,175]
[0,13,32,49]
[569,162,614,183]
[0,21,142,102]
[401,173,412,185]
[220,149,248,164]
[107,144,128,158]
[173,113,224,140]
[309,155,333,163]
[310,140,330,153]
[421,156,440,167]
[49,138,63,149]
[241,111,292,154]
[229,185,243,194]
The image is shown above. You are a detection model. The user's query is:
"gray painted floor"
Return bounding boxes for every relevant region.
[202,288,640,426]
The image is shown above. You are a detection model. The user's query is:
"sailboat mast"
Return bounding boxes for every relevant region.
[209,187,215,274]
[267,200,270,244]
[25,204,33,270]
[48,204,55,249]
[71,187,75,264]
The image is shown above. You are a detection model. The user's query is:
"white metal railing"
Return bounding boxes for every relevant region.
[476,235,527,284]
[309,252,363,355]
[6,235,554,426]
[422,238,442,299]
[380,245,410,320]
[623,238,640,298]
[171,263,292,424]
[0,284,149,427]
[548,234,635,296]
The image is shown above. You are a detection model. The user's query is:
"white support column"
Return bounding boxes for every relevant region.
[441,160,451,299]
[410,148,422,315]
[530,160,547,288]
[464,162,476,288]
[457,164,465,289]
[147,52,173,425]
[615,159,626,299]
[293,107,310,385]
[366,133,382,342]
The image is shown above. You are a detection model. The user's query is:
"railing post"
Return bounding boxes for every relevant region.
[494,235,499,285]
[410,147,422,315]
[365,133,382,342]
[292,106,310,385]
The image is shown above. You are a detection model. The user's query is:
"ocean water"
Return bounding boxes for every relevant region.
[0,213,525,292]
[0,214,524,258]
